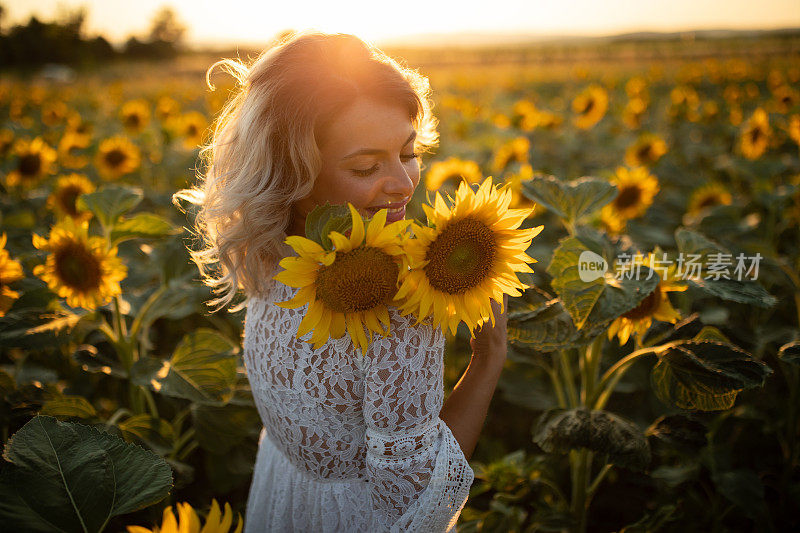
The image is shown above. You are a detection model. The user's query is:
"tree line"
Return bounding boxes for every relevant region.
[0,4,187,69]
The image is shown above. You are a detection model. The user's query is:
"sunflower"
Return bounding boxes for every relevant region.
[126,499,242,533]
[600,166,660,234]
[492,137,530,173]
[396,177,543,336]
[175,111,208,150]
[607,249,688,345]
[669,86,701,122]
[625,77,648,99]
[120,99,151,134]
[425,157,483,191]
[46,173,96,222]
[0,233,25,317]
[740,107,771,160]
[41,101,68,127]
[622,97,647,129]
[572,84,609,130]
[0,129,14,159]
[771,85,799,114]
[625,133,667,168]
[274,205,410,354]
[784,114,800,147]
[5,137,57,188]
[687,182,733,217]
[32,217,127,310]
[503,163,537,209]
[65,112,93,142]
[155,96,181,122]
[730,106,743,127]
[58,132,90,169]
[723,84,741,105]
[512,100,539,131]
[95,136,141,180]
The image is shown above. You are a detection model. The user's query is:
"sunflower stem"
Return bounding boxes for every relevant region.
[140,386,159,419]
[129,283,169,352]
[581,336,604,404]
[548,367,568,409]
[112,294,128,338]
[589,345,660,409]
[97,318,118,344]
[105,407,132,428]
[569,448,590,533]
[587,463,613,501]
[558,350,579,408]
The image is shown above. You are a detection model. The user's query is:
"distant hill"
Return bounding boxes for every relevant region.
[372,27,800,48]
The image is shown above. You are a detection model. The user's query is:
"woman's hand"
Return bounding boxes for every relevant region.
[469,294,508,367]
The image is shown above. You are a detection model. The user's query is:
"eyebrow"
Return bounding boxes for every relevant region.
[340,130,417,160]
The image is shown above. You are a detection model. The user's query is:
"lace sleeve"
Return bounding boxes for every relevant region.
[362,309,474,533]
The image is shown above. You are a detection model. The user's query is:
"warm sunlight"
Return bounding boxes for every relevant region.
[4,0,800,46]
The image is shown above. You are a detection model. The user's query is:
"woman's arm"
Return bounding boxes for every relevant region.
[439,295,508,462]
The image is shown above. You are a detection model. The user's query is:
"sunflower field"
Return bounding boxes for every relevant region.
[1,34,799,532]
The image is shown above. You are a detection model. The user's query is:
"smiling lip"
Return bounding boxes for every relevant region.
[365,199,409,224]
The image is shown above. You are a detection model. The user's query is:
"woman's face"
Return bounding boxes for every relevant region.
[290,96,420,235]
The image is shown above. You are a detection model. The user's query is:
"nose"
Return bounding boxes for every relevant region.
[383,159,417,199]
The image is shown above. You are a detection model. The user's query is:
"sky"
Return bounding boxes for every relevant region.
[3,0,800,47]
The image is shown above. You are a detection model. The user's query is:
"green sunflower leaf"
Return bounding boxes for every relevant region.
[650,340,772,411]
[305,203,353,249]
[76,185,144,231]
[686,278,777,308]
[130,328,239,405]
[110,213,179,247]
[507,287,579,352]
[521,174,617,224]
[547,234,660,331]
[39,395,98,420]
[117,414,175,455]
[532,408,651,471]
[0,415,172,532]
[778,341,800,365]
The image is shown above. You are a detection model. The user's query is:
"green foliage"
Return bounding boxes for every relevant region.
[0,415,172,532]
[110,213,179,247]
[778,340,800,365]
[39,395,98,420]
[533,408,651,471]
[547,232,660,331]
[521,175,617,226]
[304,203,354,249]
[76,185,144,232]
[131,328,240,405]
[650,340,773,410]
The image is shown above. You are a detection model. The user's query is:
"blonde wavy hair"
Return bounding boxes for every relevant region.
[173,31,439,314]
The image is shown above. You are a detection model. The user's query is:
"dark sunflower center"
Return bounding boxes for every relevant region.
[637,144,654,162]
[749,126,764,144]
[186,124,198,136]
[615,185,643,210]
[697,194,720,209]
[582,98,596,115]
[125,114,141,128]
[19,154,42,176]
[60,185,83,216]
[315,246,399,313]
[54,241,103,292]
[623,284,662,320]
[104,149,127,168]
[424,217,496,294]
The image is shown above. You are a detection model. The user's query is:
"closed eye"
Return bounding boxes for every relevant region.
[351,153,418,177]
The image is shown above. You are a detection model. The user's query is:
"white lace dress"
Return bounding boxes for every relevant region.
[241,277,475,532]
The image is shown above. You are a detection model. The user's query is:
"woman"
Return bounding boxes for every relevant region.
[174,31,508,532]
